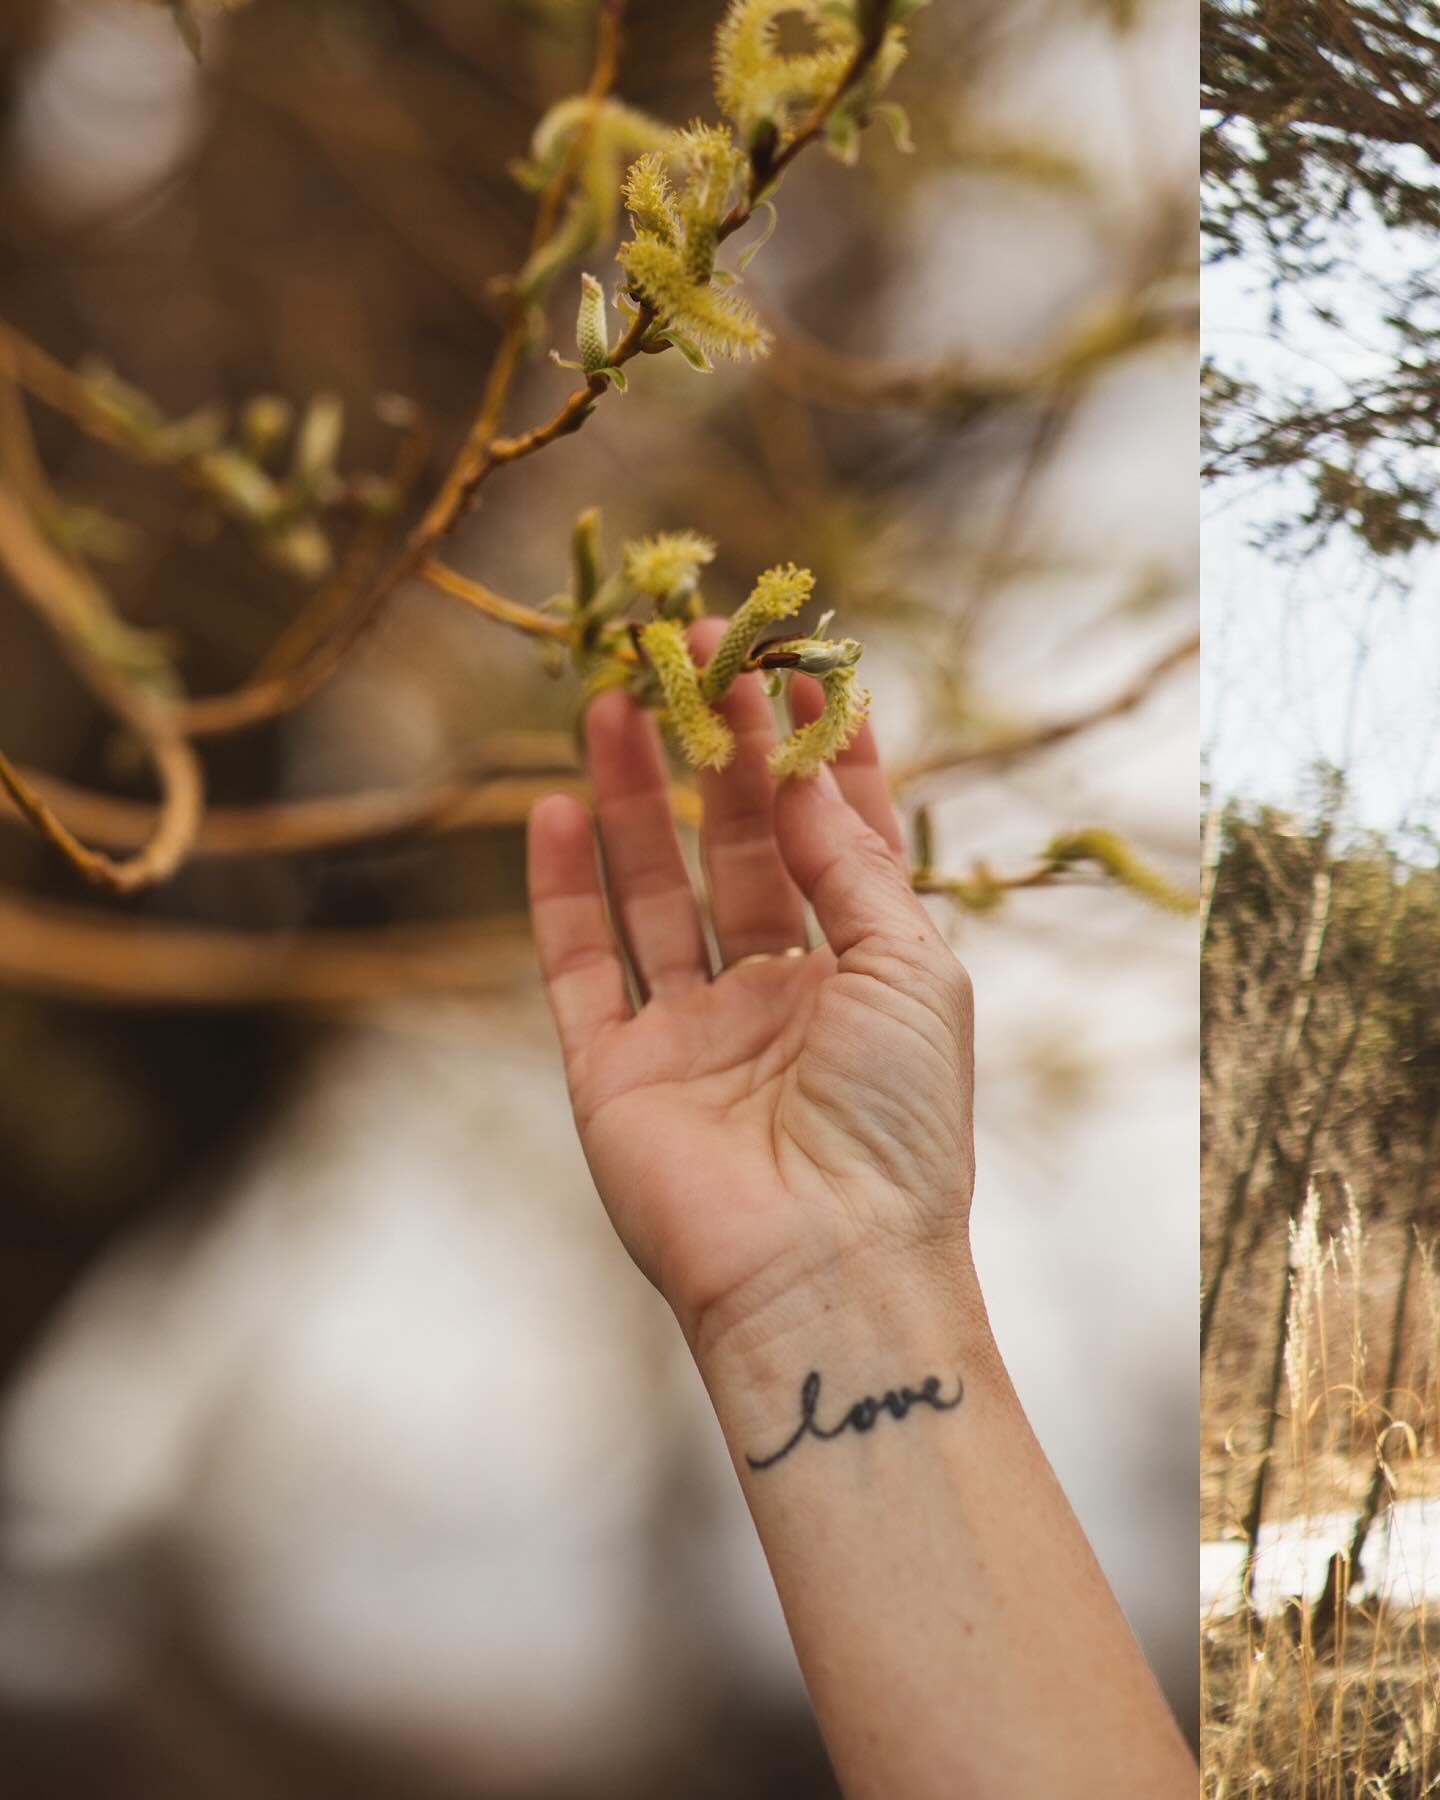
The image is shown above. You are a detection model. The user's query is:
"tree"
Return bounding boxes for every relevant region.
[1202,0,1440,558]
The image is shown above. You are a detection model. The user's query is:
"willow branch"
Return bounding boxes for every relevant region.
[0,484,204,893]
[895,630,1199,789]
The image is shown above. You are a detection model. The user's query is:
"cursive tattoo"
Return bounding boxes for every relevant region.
[745,1369,964,1471]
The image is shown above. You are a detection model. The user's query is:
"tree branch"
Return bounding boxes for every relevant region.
[895,630,1199,789]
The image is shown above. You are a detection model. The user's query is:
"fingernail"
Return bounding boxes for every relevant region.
[815,763,842,800]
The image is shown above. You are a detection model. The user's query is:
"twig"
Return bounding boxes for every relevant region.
[419,559,572,637]
[894,629,1199,789]
[952,390,1077,656]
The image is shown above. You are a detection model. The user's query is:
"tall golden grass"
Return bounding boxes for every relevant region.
[1203,1191,1440,1797]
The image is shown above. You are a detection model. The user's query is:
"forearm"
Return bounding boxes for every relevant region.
[690,1242,1196,1800]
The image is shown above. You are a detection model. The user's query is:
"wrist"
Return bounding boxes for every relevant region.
[686,1226,997,1445]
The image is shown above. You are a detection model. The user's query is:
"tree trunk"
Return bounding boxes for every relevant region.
[1240,1206,1298,1615]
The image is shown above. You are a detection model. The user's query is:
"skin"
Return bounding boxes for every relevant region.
[527,621,1197,1798]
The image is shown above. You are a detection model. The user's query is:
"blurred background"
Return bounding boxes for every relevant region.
[0,0,1197,1793]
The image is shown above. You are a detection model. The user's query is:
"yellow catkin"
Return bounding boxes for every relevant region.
[621,152,679,243]
[639,618,735,771]
[769,666,870,779]
[701,562,814,700]
[672,122,743,275]
[623,531,717,606]
[1045,828,1199,915]
[618,234,770,360]
[713,0,857,145]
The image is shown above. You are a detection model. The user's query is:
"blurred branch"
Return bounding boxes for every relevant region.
[0,318,404,581]
[0,889,531,1006]
[915,828,1198,918]
[0,763,701,858]
[220,40,519,314]
[894,629,1199,789]
[763,288,1198,418]
[0,478,204,895]
[913,861,1066,905]
[250,401,432,680]
[155,3,639,739]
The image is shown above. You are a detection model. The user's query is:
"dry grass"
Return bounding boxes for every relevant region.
[1203,1607,1440,1798]
[1202,1193,1440,1797]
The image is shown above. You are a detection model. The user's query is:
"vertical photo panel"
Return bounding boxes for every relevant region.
[1203,2,1440,1791]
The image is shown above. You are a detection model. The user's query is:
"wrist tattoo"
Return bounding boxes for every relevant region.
[745,1368,964,1471]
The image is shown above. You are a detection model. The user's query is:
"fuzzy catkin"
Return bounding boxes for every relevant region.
[624,531,716,606]
[618,235,770,360]
[700,563,814,700]
[769,666,870,779]
[1046,828,1198,915]
[621,153,678,243]
[639,619,735,770]
[714,1,857,145]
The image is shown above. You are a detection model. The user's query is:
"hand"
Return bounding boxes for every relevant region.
[527,620,976,1353]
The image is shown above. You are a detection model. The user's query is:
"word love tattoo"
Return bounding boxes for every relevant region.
[745,1369,964,1471]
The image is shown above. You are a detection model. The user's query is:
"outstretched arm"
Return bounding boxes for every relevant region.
[527,628,1195,1799]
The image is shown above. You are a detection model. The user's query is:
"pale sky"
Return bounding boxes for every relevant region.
[1201,229,1440,857]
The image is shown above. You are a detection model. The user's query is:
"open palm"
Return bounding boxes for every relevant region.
[528,621,975,1350]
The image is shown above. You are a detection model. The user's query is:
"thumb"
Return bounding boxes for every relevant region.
[774,765,943,969]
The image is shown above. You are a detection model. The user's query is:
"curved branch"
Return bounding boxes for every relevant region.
[0,484,204,893]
